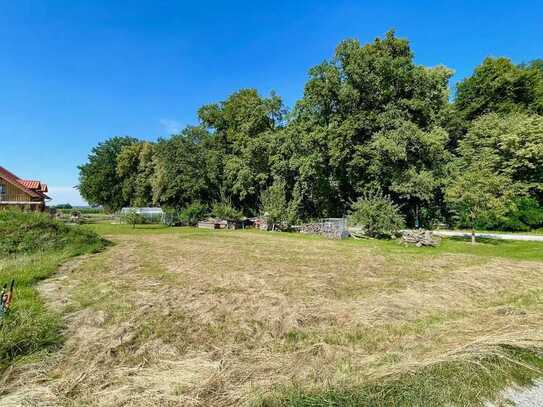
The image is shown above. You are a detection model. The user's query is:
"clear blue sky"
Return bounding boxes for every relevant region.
[1,0,541,205]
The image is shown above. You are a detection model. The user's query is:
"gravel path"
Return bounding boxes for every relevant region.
[433,230,543,242]
[487,381,543,406]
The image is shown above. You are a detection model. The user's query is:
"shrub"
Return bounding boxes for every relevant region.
[349,190,405,239]
[178,201,208,226]
[121,209,145,228]
[260,179,289,230]
[211,201,243,221]
[478,196,543,231]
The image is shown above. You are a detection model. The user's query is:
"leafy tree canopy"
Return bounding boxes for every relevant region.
[455,57,543,121]
[79,136,138,211]
[77,31,543,233]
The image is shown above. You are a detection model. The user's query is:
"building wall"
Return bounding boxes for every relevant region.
[0,177,33,202]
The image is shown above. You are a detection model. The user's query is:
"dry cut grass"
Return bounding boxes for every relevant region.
[2,228,543,406]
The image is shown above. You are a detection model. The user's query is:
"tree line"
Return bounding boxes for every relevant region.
[79,31,543,231]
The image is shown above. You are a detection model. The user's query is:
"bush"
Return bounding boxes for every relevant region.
[178,201,208,226]
[211,198,244,221]
[349,190,405,239]
[261,179,289,230]
[477,196,543,231]
[121,210,145,228]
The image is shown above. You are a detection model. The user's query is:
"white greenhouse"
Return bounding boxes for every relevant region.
[120,207,165,223]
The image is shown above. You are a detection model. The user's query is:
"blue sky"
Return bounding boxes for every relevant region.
[1,0,541,205]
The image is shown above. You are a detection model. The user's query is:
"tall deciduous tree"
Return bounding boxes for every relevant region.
[78,136,138,211]
[455,58,543,122]
[260,178,289,230]
[152,127,221,209]
[198,89,286,213]
[287,30,453,224]
[116,142,155,207]
[458,113,543,191]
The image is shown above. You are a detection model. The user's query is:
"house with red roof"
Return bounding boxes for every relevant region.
[0,166,50,211]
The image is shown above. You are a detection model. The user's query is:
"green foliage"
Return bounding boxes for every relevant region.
[152,127,221,209]
[285,30,452,222]
[76,32,543,233]
[456,57,543,121]
[116,142,155,207]
[445,164,516,233]
[53,203,72,210]
[56,207,104,215]
[121,209,145,229]
[78,136,139,212]
[211,199,244,221]
[479,196,543,232]
[349,190,405,238]
[0,210,105,256]
[260,179,289,229]
[459,113,543,191]
[0,211,107,371]
[447,112,543,232]
[178,201,208,226]
[198,89,286,213]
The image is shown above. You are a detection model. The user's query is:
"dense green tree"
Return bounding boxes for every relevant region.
[178,201,208,226]
[211,195,244,221]
[458,113,543,194]
[260,178,290,230]
[288,30,452,224]
[116,142,155,207]
[445,163,517,243]
[349,189,405,239]
[198,89,286,213]
[152,127,221,209]
[455,58,543,122]
[78,136,138,211]
[77,32,543,234]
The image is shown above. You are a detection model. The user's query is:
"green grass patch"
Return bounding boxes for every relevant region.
[256,345,543,407]
[85,224,543,262]
[0,211,108,371]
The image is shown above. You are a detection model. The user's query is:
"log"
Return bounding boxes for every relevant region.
[401,230,441,247]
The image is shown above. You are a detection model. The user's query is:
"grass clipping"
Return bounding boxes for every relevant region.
[3,228,543,406]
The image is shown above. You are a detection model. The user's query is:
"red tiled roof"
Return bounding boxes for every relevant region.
[19,180,41,190]
[0,166,46,199]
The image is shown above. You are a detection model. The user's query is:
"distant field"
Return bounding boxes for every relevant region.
[3,225,543,406]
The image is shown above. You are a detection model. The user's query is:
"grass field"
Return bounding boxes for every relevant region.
[3,224,543,406]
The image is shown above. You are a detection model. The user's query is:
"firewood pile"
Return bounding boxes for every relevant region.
[300,223,323,234]
[299,222,349,240]
[401,230,441,247]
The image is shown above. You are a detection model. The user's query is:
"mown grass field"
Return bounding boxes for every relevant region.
[3,223,543,406]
